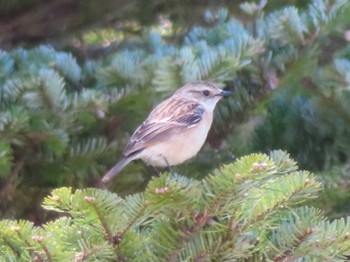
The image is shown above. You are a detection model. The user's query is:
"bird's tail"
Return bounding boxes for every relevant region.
[102,157,132,183]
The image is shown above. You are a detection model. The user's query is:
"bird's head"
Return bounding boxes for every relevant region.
[175,81,232,111]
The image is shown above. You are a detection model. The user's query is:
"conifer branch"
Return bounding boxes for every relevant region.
[1,237,20,257]
[273,227,314,262]
[73,247,100,262]
[84,195,128,261]
[120,203,148,238]
[1,151,350,260]
[165,211,210,261]
[84,196,113,243]
[13,228,37,260]
[0,159,24,212]
[32,236,52,262]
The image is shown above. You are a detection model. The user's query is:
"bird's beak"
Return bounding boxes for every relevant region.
[216,90,233,97]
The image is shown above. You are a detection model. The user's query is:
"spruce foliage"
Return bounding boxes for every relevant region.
[1,151,350,261]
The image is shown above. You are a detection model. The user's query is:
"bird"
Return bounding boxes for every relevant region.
[102,81,232,183]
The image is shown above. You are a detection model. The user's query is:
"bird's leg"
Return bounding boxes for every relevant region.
[161,154,175,176]
[151,165,161,177]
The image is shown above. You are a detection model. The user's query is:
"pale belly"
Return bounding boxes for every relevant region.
[138,116,212,167]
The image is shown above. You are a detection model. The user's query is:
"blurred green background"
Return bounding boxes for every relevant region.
[1,0,350,223]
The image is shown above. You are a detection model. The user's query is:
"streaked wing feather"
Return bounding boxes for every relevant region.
[123,98,204,156]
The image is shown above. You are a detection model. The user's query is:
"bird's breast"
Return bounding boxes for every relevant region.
[139,112,213,167]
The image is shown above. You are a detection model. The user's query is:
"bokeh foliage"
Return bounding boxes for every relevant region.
[1,0,350,223]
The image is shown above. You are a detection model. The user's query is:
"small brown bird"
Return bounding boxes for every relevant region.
[102,81,232,183]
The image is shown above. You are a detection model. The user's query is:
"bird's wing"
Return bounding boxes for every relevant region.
[123,98,204,156]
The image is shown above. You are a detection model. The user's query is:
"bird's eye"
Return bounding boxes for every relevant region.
[202,90,210,97]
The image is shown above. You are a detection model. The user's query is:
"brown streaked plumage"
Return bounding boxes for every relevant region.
[102,81,232,183]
